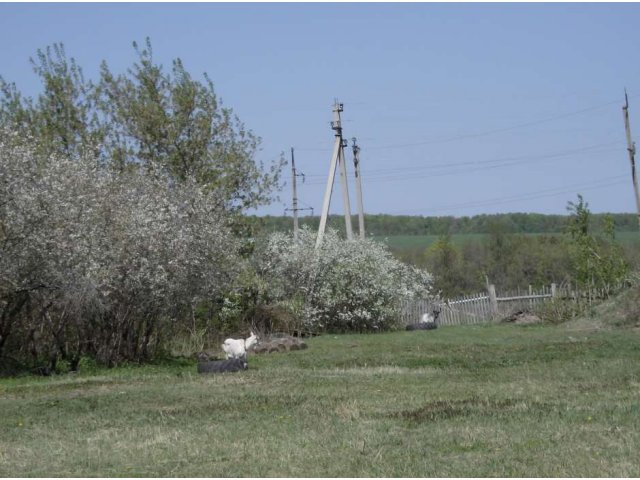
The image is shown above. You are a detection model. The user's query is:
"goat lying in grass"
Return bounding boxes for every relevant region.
[222,331,259,361]
[406,307,440,331]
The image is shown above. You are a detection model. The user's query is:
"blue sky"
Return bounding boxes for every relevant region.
[1,3,640,217]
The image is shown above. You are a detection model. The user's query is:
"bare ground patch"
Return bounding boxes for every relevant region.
[390,397,559,423]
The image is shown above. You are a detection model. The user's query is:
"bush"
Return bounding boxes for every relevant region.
[534,297,590,325]
[605,274,640,328]
[255,227,434,333]
[0,129,240,369]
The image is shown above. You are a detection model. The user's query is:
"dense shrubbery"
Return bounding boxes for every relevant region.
[0,40,287,372]
[0,132,241,369]
[253,228,433,333]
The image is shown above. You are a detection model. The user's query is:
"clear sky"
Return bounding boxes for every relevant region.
[2,2,640,218]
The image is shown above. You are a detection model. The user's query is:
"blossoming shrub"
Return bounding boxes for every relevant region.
[257,228,433,333]
[0,130,239,369]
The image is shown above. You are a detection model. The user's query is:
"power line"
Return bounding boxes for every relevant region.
[389,175,628,215]
[294,94,638,153]
[300,141,624,185]
[299,139,623,180]
[360,147,621,185]
[366,98,631,150]
[285,94,637,217]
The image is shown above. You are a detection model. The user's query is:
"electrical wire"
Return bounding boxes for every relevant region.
[299,139,623,182]
[365,99,630,150]
[388,175,628,215]
[294,94,637,152]
[300,142,624,186]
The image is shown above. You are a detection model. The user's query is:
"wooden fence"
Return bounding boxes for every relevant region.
[400,283,621,327]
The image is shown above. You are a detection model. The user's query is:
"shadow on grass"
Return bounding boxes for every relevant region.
[390,396,559,424]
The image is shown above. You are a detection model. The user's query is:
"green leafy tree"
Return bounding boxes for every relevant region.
[0,43,103,159]
[566,195,628,292]
[485,219,517,286]
[423,233,464,297]
[98,38,282,212]
[0,39,282,213]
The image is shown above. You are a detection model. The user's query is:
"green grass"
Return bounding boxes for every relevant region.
[1,322,640,477]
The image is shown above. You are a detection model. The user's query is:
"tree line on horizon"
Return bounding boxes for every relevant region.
[250,212,639,237]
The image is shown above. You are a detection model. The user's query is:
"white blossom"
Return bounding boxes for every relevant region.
[0,128,240,365]
[256,227,433,332]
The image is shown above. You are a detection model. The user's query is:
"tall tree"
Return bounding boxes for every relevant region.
[0,39,282,213]
[0,43,103,159]
[566,195,627,291]
[98,38,282,212]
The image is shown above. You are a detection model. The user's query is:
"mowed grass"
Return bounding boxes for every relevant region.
[1,323,640,477]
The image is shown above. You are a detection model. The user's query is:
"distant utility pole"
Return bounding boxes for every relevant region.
[285,147,313,239]
[351,137,365,239]
[623,89,640,228]
[316,100,354,248]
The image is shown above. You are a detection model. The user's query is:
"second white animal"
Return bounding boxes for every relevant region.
[222,331,259,361]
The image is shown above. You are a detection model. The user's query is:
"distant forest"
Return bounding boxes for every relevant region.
[249,212,639,237]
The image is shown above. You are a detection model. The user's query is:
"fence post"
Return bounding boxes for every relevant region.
[488,284,498,318]
[551,283,557,298]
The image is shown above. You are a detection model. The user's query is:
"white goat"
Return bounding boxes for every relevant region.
[222,331,259,361]
[420,312,435,324]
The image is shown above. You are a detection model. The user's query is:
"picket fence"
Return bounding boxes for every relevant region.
[400,283,619,327]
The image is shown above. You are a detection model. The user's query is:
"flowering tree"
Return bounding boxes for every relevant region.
[0,129,239,369]
[0,40,283,213]
[255,227,434,332]
[0,39,285,371]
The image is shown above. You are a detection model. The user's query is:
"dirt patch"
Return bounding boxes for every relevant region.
[391,397,556,423]
[251,334,308,354]
[502,310,543,325]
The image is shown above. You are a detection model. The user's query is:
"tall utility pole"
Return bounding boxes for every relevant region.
[290,147,299,238]
[351,137,365,239]
[623,90,640,228]
[285,147,313,239]
[316,100,354,248]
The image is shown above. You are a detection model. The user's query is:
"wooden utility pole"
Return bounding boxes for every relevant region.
[285,148,313,239]
[291,147,299,238]
[338,139,354,240]
[623,90,640,228]
[316,100,354,248]
[351,137,365,239]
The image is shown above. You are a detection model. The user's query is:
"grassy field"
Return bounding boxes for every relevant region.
[374,231,640,252]
[373,233,487,250]
[1,317,639,477]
